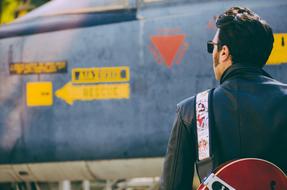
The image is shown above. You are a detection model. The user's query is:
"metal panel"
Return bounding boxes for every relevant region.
[0,0,287,181]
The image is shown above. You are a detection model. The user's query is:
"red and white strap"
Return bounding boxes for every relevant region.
[196,90,210,161]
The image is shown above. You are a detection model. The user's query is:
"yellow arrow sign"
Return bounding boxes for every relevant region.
[55,82,130,105]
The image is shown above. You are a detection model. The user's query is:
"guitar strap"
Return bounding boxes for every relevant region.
[195,88,215,182]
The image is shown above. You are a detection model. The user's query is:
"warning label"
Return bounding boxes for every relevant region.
[26,82,53,107]
[267,33,287,64]
[72,66,130,83]
[10,61,67,75]
[149,33,189,68]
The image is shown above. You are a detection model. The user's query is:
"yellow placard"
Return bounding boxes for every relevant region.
[267,33,287,65]
[55,83,129,105]
[26,82,53,107]
[10,61,67,75]
[72,66,130,83]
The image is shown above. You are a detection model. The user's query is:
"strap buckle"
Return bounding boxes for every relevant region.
[203,173,236,190]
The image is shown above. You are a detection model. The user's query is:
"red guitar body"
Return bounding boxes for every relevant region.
[197,158,287,190]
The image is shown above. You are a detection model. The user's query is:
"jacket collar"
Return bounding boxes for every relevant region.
[220,63,273,84]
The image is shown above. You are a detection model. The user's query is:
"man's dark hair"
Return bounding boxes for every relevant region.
[216,7,274,67]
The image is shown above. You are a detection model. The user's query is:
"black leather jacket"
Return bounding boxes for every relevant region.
[160,64,287,190]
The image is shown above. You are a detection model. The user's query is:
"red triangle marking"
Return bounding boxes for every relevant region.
[151,35,185,67]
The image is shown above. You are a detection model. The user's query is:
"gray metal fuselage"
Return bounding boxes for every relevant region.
[0,0,287,181]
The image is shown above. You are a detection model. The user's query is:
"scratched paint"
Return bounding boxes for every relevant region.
[207,16,218,30]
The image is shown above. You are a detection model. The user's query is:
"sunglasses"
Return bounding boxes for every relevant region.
[207,41,220,54]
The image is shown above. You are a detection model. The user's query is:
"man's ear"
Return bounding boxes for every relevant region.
[219,45,231,62]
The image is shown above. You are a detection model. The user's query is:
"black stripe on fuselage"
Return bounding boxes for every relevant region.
[0,8,137,39]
